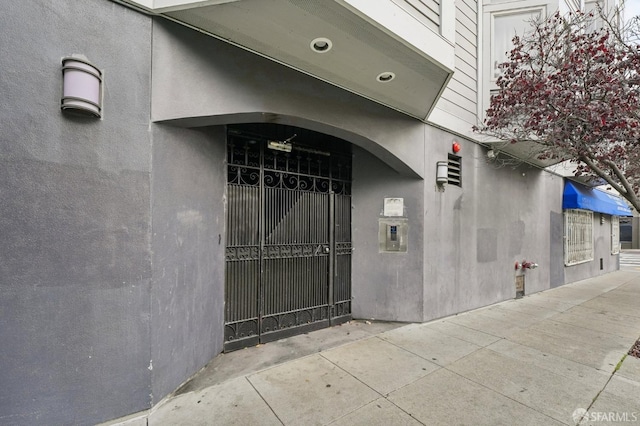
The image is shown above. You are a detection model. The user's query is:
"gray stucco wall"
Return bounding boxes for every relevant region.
[421,127,567,321]
[549,211,566,287]
[0,1,153,424]
[150,125,226,402]
[352,147,425,322]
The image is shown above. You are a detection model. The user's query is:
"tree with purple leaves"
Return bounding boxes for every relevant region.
[475,8,640,212]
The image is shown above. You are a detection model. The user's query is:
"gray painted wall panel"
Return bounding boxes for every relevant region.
[0,1,153,424]
[421,127,566,320]
[550,211,565,287]
[0,285,151,425]
[150,125,226,402]
[352,147,425,322]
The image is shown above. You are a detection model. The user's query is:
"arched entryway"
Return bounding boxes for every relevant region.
[224,123,353,351]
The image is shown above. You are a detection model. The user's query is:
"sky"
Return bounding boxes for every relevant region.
[626,0,640,22]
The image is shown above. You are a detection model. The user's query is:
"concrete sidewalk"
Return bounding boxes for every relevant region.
[113,271,640,425]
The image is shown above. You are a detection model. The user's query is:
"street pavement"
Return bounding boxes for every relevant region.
[107,269,640,426]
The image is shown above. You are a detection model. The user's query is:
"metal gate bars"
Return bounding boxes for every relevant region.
[224,127,352,351]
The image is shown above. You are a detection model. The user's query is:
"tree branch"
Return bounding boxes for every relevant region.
[579,155,625,193]
[582,156,640,212]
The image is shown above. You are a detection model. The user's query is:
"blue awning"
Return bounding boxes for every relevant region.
[563,181,632,216]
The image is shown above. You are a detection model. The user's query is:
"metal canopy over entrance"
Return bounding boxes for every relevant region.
[224,124,352,351]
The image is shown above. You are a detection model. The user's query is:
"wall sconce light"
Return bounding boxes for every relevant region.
[436,161,448,185]
[61,57,102,117]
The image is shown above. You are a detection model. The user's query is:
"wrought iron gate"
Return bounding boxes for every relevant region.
[224,126,352,351]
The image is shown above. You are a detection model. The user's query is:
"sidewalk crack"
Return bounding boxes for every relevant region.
[576,353,628,425]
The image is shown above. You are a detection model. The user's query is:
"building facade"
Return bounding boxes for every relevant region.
[0,0,630,424]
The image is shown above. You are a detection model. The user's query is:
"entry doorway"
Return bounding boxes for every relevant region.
[224,124,352,351]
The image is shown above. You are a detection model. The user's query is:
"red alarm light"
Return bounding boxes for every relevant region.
[452,142,461,153]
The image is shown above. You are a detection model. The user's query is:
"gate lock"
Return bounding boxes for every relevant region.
[315,245,331,255]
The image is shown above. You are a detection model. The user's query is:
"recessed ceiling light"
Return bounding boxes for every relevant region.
[310,37,332,53]
[376,72,395,82]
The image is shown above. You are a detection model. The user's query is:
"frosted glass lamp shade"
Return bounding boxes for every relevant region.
[436,161,448,184]
[61,58,102,117]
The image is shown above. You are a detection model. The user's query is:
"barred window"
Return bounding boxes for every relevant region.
[611,216,620,255]
[564,209,594,266]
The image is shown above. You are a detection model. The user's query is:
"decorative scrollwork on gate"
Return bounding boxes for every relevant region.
[334,301,351,317]
[228,165,260,186]
[315,178,330,193]
[224,319,259,341]
[226,246,260,261]
[261,307,329,333]
[261,170,333,193]
[335,242,352,255]
[263,244,317,259]
[297,175,312,191]
[228,141,261,167]
[331,180,351,195]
